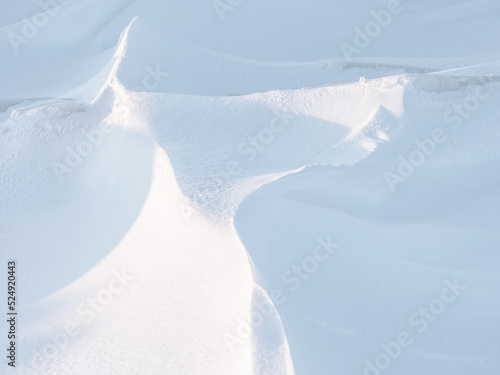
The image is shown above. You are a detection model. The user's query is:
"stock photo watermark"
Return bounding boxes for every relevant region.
[130,65,169,97]
[181,109,295,221]
[384,76,500,192]
[52,63,167,182]
[52,119,116,181]
[6,261,17,368]
[19,268,133,374]
[224,236,339,352]
[213,0,243,22]
[339,0,404,60]
[363,278,467,375]
[8,0,64,53]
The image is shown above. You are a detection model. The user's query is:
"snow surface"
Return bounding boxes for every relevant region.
[1,0,500,374]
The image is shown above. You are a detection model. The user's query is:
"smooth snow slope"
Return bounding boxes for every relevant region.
[1,0,500,374]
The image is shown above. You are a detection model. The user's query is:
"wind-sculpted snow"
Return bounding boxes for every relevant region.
[1,1,500,374]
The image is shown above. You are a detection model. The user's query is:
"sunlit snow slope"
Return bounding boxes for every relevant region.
[1,0,500,374]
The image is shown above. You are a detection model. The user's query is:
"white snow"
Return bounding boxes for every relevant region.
[1,0,500,374]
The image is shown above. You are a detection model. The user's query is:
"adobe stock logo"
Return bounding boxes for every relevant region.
[213,0,243,22]
[52,122,116,181]
[363,278,467,375]
[52,64,165,182]
[383,128,448,192]
[21,269,133,374]
[51,105,130,182]
[384,76,499,192]
[224,236,340,353]
[281,236,339,291]
[130,65,169,99]
[8,0,64,53]
[190,109,294,200]
[339,0,404,60]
